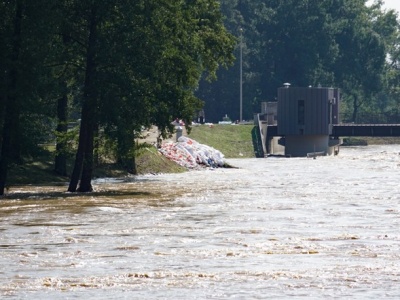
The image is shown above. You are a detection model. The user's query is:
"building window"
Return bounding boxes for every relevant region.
[298,100,305,125]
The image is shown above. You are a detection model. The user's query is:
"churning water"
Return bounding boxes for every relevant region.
[1,145,400,299]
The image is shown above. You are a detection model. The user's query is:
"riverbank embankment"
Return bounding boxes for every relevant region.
[7,123,400,186]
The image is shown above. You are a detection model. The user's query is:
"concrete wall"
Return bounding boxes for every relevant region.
[269,137,285,155]
[277,87,338,136]
[283,135,329,157]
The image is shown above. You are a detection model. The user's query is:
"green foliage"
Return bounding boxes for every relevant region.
[197,0,400,123]
[94,0,236,160]
[53,123,79,156]
[0,0,236,192]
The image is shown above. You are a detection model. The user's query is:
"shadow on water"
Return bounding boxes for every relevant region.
[0,176,187,215]
[1,190,153,201]
[0,186,185,217]
[1,175,167,201]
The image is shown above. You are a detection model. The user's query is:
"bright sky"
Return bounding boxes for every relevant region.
[368,0,400,12]
[383,0,400,11]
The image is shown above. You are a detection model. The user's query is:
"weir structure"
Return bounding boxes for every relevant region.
[256,85,400,157]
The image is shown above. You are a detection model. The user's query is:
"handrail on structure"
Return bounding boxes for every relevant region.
[256,113,268,156]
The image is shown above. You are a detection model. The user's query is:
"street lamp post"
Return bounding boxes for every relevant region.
[239,28,243,123]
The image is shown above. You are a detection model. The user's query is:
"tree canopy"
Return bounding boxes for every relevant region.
[0,0,235,194]
[199,0,400,123]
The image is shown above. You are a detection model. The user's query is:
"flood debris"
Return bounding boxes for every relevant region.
[158,136,225,169]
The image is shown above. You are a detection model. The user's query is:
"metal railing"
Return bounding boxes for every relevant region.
[339,112,400,124]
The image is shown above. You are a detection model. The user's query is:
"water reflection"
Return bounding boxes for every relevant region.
[1,145,400,299]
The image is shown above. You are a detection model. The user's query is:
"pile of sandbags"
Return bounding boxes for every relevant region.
[158,136,225,169]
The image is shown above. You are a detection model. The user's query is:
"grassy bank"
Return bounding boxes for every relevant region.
[7,124,255,186]
[187,124,256,158]
[8,147,187,186]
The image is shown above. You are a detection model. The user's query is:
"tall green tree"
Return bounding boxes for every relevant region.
[65,0,235,192]
[0,1,55,195]
[67,1,106,192]
[100,0,235,171]
[332,0,386,122]
[368,1,400,122]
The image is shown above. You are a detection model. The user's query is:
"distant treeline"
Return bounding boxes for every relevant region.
[196,0,400,123]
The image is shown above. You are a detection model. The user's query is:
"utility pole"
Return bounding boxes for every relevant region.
[240,28,243,123]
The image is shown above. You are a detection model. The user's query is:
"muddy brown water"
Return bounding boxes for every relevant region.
[1,145,400,299]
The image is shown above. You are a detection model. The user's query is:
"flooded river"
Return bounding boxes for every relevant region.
[1,145,400,299]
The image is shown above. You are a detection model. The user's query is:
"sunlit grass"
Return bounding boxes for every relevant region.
[187,124,256,158]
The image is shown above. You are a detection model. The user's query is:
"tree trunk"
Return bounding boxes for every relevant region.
[93,125,99,167]
[68,5,97,192]
[0,95,4,152]
[77,119,94,192]
[131,150,137,175]
[54,92,68,176]
[0,95,12,195]
[351,93,358,123]
[67,112,87,192]
[0,1,23,195]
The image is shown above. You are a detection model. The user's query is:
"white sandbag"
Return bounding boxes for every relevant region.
[159,136,226,169]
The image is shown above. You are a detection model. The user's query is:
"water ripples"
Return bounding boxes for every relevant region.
[1,145,400,299]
